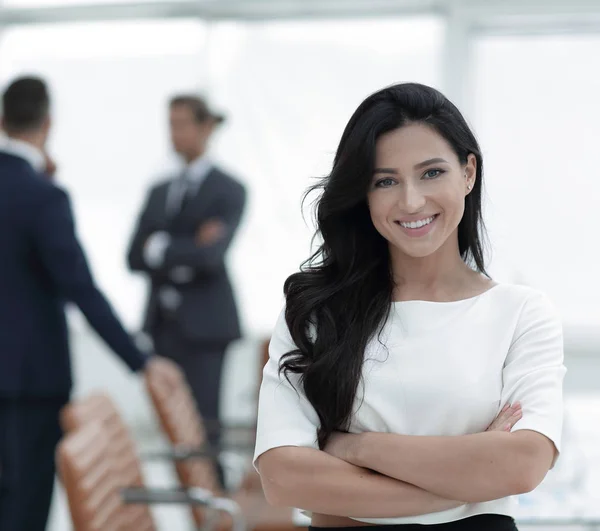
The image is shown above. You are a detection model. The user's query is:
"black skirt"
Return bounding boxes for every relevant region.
[309,514,518,530]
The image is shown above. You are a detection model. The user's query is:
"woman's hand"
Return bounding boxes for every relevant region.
[486,402,522,432]
[324,402,523,462]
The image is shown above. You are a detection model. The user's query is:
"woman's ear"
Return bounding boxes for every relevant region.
[464,154,477,194]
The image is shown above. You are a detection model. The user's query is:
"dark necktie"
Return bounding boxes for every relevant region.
[168,172,190,219]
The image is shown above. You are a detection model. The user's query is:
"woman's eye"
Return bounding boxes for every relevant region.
[375,178,396,188]
[423,169,443,179]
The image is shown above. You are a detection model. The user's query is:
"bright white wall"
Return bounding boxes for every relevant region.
[471,33,600,329]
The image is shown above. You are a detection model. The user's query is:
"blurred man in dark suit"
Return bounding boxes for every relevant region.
[127,95,246,462]
[0,76,179,531]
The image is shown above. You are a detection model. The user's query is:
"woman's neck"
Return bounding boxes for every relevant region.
[390,238,486,302]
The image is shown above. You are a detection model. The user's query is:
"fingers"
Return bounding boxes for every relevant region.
[486,402,522,432]
[503,403,523,432]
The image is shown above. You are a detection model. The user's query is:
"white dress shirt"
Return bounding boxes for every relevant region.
[254,284,566,525]
[0,134,46,172]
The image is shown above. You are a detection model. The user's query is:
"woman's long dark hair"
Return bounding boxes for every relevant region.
[281,83,487,449]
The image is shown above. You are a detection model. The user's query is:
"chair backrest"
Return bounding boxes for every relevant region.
[57,421,155,531]
[59,393,154,529]
[60,392,146,489]
[145,367,221,527]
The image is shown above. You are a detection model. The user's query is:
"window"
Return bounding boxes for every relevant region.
[472,34,600,328]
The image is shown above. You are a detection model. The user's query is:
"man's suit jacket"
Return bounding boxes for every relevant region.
[0,152,147,397]
[127,167,246,344]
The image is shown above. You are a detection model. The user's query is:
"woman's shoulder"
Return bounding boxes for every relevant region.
[488,282,556,305]
[268,305,313,359]
[269,306,292,354]
[486,283,561,326]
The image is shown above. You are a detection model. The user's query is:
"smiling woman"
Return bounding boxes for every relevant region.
[253,83,565,531]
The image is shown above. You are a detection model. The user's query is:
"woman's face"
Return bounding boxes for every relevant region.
[367,122,476,260]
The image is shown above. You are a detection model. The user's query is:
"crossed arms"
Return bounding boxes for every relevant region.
[257,405,555,518]
[127,183,246,278]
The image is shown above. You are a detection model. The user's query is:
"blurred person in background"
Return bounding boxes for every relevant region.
[0,76,179,531]
[127,95,246,482]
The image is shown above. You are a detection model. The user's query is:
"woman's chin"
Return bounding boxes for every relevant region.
[389,239,444,259]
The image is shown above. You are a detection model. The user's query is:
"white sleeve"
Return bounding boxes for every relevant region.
[143,231,171,268]
[253,307,320,470]
[501,290,566,462]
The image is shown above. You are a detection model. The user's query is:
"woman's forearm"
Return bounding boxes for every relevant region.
[349,431,552,503]
[258,446,463,518]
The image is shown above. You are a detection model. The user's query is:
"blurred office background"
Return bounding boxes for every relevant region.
[0,0,598,529]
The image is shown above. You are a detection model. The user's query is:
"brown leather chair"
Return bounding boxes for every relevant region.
[145,363,301,531]
[57,420,155,531]
[60,392,146,491]
[144,370,221,495]
[58,404,242,531]
[60,393,226,529]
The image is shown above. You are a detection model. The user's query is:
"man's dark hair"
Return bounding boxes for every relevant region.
[169,94,225,124]
[1,76,50,134]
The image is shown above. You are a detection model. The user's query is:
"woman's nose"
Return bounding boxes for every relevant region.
[399,183,426,213]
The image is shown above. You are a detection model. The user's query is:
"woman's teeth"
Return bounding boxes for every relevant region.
[398,215,436,229]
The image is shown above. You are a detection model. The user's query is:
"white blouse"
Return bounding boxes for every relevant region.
[253,284,566,525]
